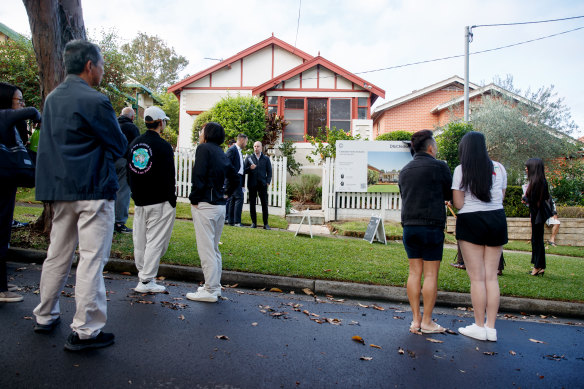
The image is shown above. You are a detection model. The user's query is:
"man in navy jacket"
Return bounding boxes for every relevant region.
[225,133,247,226]
[244,141,272,229]
[33,40,127,351]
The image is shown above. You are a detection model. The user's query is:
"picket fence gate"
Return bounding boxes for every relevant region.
[174,148,288,216]
[321,158,402,222]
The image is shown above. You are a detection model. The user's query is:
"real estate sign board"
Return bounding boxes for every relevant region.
[334,140,412,193]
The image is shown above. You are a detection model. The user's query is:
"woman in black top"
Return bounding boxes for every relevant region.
[523,158,551,276]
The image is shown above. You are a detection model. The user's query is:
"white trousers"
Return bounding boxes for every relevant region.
[33,200,114,339]
[133,201,176,282]
[192,203,224,294]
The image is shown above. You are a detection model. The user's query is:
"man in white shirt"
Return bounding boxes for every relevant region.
[225,134,247,226]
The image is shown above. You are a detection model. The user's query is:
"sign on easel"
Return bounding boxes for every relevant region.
[363,215,386,244]
[294,209,313,238]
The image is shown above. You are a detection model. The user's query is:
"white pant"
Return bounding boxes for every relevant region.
[192,203,224,294]
[133,202,176,282]
[33,200,114,339]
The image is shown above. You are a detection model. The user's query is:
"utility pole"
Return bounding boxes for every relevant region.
[464,26,472,122]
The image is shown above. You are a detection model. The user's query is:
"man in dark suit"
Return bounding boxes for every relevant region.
[244,141,272,230]
[225,134,247,226]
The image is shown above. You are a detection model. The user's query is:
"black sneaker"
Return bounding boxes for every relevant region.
[34,316,61,334]
[64,331,115,351]
[114,223,133,234]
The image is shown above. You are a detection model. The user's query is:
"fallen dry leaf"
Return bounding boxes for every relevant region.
[483,351,497,356]
[23,316,33,320]
[358,303,369,308]
[544,354,566,361]
[445,329,458,335]
[270,287,283,293]
[121,272,132,276]
[156,276,166,280]
[352,335,365,344]
[407,350,416,358]
[360,356,373,361]
[370,344,382,349]
[393,316,404,320]
[323,269,332,272]
[215,335,229,340]
[509,350,517,356]
[302,288,315,296]
[372,305,385,311]
[326,294,334,298]
[178,314,185,320]
[251,322,258,326]
[529,338,547,344]
[398,347,405,355]
[326,318,342,325]
[426,338,444,343]
[349,320,360,326]
[136,300,154,304]
[236,291,245,294]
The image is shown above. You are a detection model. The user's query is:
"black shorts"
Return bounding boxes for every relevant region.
[403,225,445,261]
[456,209,508,246]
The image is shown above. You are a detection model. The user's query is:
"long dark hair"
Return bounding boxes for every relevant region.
[458,131,493,202]
[525,158,549,207]
[0,82,21,109]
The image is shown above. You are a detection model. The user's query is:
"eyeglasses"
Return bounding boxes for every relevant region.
[13,98,25,104]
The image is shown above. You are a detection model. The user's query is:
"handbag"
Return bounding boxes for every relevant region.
[0,128,36,188]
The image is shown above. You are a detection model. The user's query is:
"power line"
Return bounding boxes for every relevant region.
[473,15,584,28]
[354,26,584,76]
[294,0,302,48]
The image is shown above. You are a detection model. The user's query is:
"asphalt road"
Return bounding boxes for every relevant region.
[1,262,583,389]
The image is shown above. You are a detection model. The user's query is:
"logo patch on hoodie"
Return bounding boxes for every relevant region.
[129,143,152,174]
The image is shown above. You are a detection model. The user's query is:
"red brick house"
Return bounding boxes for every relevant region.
[371,75,533,138]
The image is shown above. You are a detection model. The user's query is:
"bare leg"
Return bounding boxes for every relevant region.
[550,224,559,244]
[459,240,487,327]
[407,258,423,329]
[484,246,502,328]
[420,260,441,329]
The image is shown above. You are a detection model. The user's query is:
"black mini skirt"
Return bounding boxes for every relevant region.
[456,209,508,246]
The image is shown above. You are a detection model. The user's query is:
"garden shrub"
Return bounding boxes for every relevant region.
[289,174,321,204]
[557,206,584,218]
[375,131,411,141]
[503,185,530,217]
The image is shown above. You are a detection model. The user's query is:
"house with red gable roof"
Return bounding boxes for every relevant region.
[372,75,536,138]
[168,35,384,157]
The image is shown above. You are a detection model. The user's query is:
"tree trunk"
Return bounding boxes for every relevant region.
[22,0,86,234]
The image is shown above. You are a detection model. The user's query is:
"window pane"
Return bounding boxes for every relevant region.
[284,109,304,120]
[358,107,367,119]
[268,106,277,115]
[268,96,278,105]
[331,120,350,132]
[285,98,304,109]
[307,98,328,138]
[283,119,305,142]
[358,97,368,107]
[330,99,350,120]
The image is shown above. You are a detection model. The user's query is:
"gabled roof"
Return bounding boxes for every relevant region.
[0,22,27,43]
[431,83,540,113]
[168,35,313,94]
[373,75,479,117]
[252,55,385,103]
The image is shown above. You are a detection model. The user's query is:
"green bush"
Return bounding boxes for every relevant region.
[191,110,214,146]
[548,159,584,206]
[557,206,584,218]
[503,185,530,217]
[375,131,411,141]
[306,126,362,164]
[278,140,302,176]
[289,174,321,203]
[212,95,266,151]
[436,122,474,173]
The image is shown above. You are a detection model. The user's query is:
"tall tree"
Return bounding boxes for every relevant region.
[121,32,188,93]
[23,0,87,233]
[23,0,86,106]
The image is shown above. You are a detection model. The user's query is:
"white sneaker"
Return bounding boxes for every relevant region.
[197,286,221,297]
[458,323,487,341]
[7,283,18,292]
[135,280,166,293]
[186,289,218,303]
[0,291,24,302]
[485,326,497,342]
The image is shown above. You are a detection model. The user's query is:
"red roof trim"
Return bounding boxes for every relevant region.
[186,110,204,115]
[168,36,313,94]
[251,56,385,100]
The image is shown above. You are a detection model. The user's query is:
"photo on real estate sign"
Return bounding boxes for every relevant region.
[366,150,412,192]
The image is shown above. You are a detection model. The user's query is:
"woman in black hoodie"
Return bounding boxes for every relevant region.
[186,122,238,303]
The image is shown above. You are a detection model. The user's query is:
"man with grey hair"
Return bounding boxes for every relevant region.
[114,106,140,234]
[33,40,127,351]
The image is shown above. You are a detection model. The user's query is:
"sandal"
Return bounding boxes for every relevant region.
[409,321,421,333]
[420,322,446,334]
[449,263,466,270]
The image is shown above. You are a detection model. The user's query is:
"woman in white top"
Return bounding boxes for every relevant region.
[452,132,508,342]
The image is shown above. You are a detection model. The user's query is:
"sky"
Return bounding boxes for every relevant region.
[4,0,584,137]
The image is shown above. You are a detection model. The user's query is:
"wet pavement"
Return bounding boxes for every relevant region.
[1,262,583,388]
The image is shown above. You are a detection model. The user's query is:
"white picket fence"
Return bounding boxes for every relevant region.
[174,148,288,216]
[321,158,402,222]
